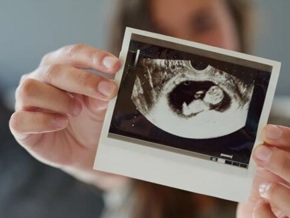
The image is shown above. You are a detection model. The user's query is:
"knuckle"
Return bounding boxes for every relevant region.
[40,52,53,65]
[19,74,29,83]
[274,150,290,174]
[42,64,62,83]
[16,78,36,102]
[77,72,97,91]
[61,44,87,57]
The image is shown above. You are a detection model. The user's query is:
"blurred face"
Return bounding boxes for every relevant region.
[150,0,240,51]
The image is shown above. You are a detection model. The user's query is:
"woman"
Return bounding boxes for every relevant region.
[9,0,290,217]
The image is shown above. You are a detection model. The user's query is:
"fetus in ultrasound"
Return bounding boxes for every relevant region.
[131,59,254,139]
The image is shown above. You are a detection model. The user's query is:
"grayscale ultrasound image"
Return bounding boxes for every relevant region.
[131,59,254,139]
[109,40,271,168]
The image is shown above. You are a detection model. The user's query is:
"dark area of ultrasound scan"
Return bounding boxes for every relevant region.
[109,40,271,167]
[132,58,251,119]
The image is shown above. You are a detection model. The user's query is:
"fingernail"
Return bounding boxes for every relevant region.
[103,56,118,69]
[259,182,272,199]
[55,116,68,128]
[265,125,282,140]
[73,101,82,116]
[254,146,272,162]
[98,80,117,97]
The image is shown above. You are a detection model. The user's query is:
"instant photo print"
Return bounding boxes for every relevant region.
[94,28,281,202]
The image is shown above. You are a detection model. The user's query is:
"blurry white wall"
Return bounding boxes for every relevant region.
[0,0,289,108]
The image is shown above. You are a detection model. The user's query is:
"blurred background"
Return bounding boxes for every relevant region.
[0,0,289,217]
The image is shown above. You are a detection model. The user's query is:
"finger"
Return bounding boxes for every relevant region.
[259,182,290,217]
[10,111,86,168]
[40,44,121,74]
[262,125,290,149]
[15,78,82,116]
[252,201,276,218]
[27,64,118,101]
[10,111,68,138]
[253,145,290,182]
[84,97,109,119]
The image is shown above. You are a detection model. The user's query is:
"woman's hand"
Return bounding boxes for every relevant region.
[9,44,129,190]
[237,124,290,218]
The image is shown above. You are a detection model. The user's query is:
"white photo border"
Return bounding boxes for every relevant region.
[94,27,281,202]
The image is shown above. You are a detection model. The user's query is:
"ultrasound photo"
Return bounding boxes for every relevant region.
[109,38,271,169]
[131,58,254,139]
[95,28,280,202]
